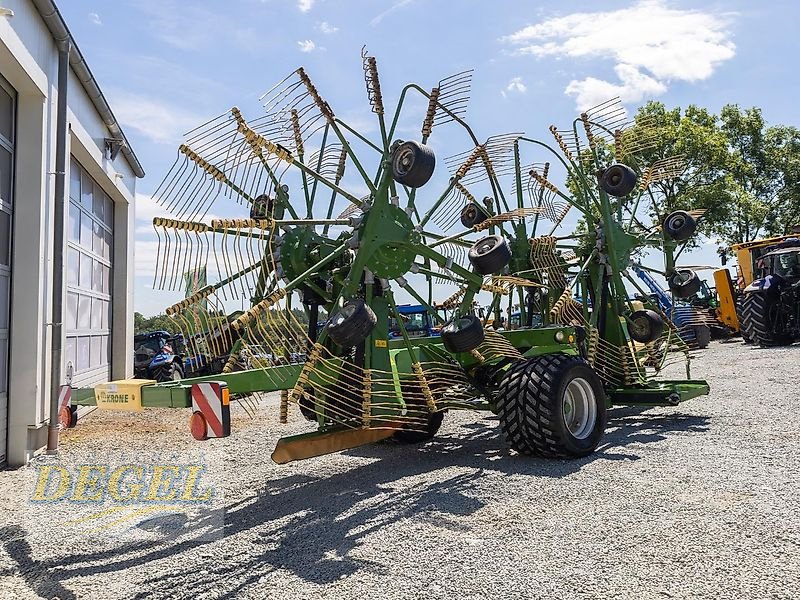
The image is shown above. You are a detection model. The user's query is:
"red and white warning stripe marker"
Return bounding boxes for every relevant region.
[189,381,231,440]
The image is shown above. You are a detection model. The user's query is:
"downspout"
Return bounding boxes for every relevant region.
[46,40,71,454]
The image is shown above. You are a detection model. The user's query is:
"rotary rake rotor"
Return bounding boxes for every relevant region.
[142,53,709,462]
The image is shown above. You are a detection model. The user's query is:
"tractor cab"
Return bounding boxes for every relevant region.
[133,331,187,381]
[759,246,800,282]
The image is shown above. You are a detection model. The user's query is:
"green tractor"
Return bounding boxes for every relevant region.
[74,54,708,462]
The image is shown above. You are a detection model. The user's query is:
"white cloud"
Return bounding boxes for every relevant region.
[88,12,102,26]
[316,21,338,34]
[297,39,318,53]
[107,90,203,144]
[371,0,414,26]
[298,0,314,12]
[501,76,527,98]
[566,63,667,109]
[502,0,735,109]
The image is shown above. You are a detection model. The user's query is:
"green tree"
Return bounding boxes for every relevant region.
[623,102,800,254]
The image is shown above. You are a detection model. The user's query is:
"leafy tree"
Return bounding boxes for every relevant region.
[619,102,800,256]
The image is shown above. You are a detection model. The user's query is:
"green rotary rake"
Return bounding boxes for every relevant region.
[76,50,709,462]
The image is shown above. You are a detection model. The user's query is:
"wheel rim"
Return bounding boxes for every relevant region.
[172,368,182,381]
[394,146,414,175]
[669,215,685,229]
[562,377,597,439]
[630,316,650,340]
[476,238,496,255]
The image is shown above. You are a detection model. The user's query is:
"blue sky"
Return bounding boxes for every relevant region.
[58,0,800,315]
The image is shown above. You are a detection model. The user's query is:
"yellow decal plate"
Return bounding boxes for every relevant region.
[375,339,388,348]
[94,379,155,412]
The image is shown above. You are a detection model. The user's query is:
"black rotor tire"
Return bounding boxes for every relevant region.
[250,194,274,219]
[628,309,665,343]
[468,235,512,275]
[153,361,183,383]
[391,140,435,188]
[441,314,485,353]
[393,383,445,444]
[327,299,378,348]
[663,210,697,242]
[460,202,489,228]
[495,354,607,458]
[692,324,711,349]
[740,292,794,347]
[668,270,702,299]
[599,163,638,197]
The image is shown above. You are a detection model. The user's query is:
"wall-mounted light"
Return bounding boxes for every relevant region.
[0,8,14,17]
[104,137,125,161]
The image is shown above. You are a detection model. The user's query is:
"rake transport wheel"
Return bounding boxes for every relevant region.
[391,140,436,188]
[394,392,445,444]
[327,299,378,348]
[599,163,638,197]
[495,354,607,458]
[460,201,489,228]
[628,309,665,343]
[668,269,702,299]
[468,235,512,275]
[663,210,697,242]
[740,292,793,347]
[441,314,485,353]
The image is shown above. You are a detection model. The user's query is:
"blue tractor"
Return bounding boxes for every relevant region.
[133,331,187,382]
[389,304,439,339]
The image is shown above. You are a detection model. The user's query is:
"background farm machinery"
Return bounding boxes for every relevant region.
[73,52,709,461]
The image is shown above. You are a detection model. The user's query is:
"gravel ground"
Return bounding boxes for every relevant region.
[1,340,799,599]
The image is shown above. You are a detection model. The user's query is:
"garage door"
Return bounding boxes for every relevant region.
[0,78,14,466]
[65,158,113,388]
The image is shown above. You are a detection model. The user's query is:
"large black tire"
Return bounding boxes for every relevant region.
[327,299,378,348]
[391,140,435,188]
[668,270,701,299]
[736,295,754,343]
[153,361,183,383]
[468,235,512,275]
[495,354,607,458]
[740,292,793,347]
[663,210,697,242]
[627,309,664,343]
[599,163,637,197]
[460,202,489,228]
[441,314,485,353]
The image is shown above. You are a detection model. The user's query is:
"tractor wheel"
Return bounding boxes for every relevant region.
[736,295,754,343]
[495,354,607,458]
[441,314,485,353]
[599,164,637,197]
[627,309,664,343]
[468,235,512,275]
[692,324,711,349]
[668,269,701,299]
[391,140,435,188]
[460,202,489,228]
[327,299,377,348]
[154,361,183,383]
[740,292,793,347]
[663,210,697,242]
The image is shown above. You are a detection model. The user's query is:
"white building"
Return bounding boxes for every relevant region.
[0,0,143,466]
